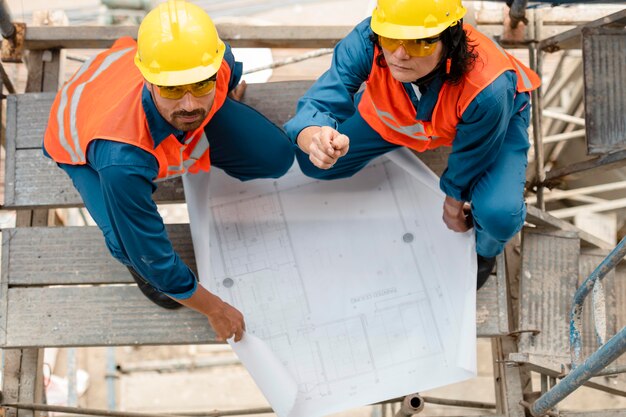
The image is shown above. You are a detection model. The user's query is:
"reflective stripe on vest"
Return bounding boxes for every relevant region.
[57,47,134,163]
[166,132,210,174]
[372,103,429,139]
[492,41,536,92]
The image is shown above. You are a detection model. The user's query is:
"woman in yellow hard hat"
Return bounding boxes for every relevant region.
[44,0,294,341]
[284,0,540,289]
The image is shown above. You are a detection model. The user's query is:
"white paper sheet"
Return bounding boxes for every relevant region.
[183,148,477,417]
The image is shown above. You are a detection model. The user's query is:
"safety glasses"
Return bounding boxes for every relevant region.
[378,35,441,57]
[155,74,217,100]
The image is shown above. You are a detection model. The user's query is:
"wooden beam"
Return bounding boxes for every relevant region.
[525,205,613,250]
[2,349,44,417]
[539,8,626,52]
[544,149,626,184]
[20,23,608,51]
[24,24,352,50]
[528,180,626,204]
[549,197,626,219]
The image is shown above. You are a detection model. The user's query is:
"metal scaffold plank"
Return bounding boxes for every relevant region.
[583,27,626,155]
[518,229,580,363]
[539,8,626,52]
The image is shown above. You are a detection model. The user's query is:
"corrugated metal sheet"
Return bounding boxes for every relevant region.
[583,27,626,155]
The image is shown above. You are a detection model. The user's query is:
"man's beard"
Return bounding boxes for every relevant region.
[170,108,207,132]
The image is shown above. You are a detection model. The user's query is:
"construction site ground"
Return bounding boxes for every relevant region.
[2,0,626,416]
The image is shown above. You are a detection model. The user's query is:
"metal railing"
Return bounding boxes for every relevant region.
[527,235,626,416]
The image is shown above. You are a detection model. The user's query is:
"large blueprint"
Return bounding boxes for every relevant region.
[183,148,477,417]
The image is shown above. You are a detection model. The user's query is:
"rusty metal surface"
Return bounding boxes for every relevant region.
[0,21,25,63]
[578,251,613,360]
[583,27,626,155]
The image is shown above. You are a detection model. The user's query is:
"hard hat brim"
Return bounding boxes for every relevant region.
[371,16,450,40]
[135,40,226,86]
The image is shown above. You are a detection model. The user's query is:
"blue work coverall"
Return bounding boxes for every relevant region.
[284,18,531,258]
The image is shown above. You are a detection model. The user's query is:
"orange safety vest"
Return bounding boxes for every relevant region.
[357,24,541,152]
[44,37,231,180]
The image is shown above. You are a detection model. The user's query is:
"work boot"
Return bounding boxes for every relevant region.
[127,266,182,310]
[476,254,496,290]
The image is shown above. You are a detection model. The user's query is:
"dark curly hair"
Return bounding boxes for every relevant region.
[370,20,478,85]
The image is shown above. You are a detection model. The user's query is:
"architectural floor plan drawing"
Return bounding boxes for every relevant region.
[184,148,477,417]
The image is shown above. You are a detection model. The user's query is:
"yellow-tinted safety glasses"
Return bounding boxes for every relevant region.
[378,35,441,57]
[155,75,217,100]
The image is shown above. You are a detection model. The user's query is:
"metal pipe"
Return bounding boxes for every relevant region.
[1,403,273,417]
[243,48,333,75]
[106,347,117,410]
[542,129,585,144]
[0,0,15,39]
[570,236,626,367]
[101,0,152,10]
[549,196,626,218]
[394,394,424,417]
[117,355,240,374]
[589,363,626,377]
[530,45,545,209]
[67,348,78,407]
[542,109,585,127]
[530,326,626,416]
[526,180,626,204]
[420,396,495,410]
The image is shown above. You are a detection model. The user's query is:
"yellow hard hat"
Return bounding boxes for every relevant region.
[371,0,466,40]
[134,0,225,86]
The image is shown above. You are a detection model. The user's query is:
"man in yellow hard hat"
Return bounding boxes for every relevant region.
[43,0,294,341]
[285,0,540,289]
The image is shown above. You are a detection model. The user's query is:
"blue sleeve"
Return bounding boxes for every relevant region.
[284,18,374,143]
[439,71,521,202]
[223,43,243,92]
[88,140,198,300]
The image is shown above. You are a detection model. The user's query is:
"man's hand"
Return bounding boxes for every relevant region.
[442,195,472,233]
[206,298,246,342]
[297,126,349,169]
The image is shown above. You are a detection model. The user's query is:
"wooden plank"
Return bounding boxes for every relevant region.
[2,281,504,348]
[1,349,44,417]
[492,336,526,417]
[2,350,20,417]
[544,150,626,186]
[9,147,452,209]
[525,205,613,250]
[8,149,185,208]
[539,8,626,52]
[4,286,215,348]
[561,411,626,417]
[5,81,452,208]
[24,24,351,50]
[475,253,509,336]
[0,230,9,346]
[509,352,626,397]
[21,23,596,51]
[4,81,314,208]
[5,225,196,286]
[25,51,45,93]
[518,229,580,362]
[10,80,310,150]
[4,94,18,208]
